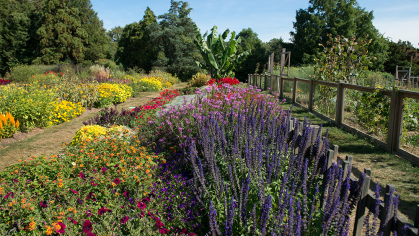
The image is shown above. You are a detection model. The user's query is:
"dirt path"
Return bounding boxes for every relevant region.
[0,83,187,172]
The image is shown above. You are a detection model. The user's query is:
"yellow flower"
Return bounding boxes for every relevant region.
[46,226,53,235]
[68,207,73,212]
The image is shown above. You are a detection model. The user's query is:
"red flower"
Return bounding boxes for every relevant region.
[155,219,165,228]
[159,228,170,234]
[137,202,146,209]
[120,216,129,224]
[56,222,66,234]
[90,181,98,186]
[79,172,85,179]
[124,191,129,198]
[67,218,77,224]
[113,178,120,185]
[83,220,93,233]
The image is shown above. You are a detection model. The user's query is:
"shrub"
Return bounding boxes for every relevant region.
[8,65,43,83]
[0,112,19,139]
[50,100,85,126]
[187,73,210,88]
[138,77,163,91]
[148,69,180,85]
[96,83,133,108]
[56,80,99,108]
[0,84,57,131]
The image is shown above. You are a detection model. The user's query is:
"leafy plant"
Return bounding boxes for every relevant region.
[194,25,251,79]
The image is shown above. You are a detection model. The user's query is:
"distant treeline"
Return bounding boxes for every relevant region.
[1,0,418,81]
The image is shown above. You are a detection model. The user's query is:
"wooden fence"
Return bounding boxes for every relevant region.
[289,119,419,236]
[248,74,419,166]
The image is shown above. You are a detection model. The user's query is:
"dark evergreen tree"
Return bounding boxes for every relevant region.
[148,1,202,81]
[0,0,33,75]
[234,28,266,81]
[106,26,123,43]
[115,7,157,72]
[34,0,87,64]
[68,0,108,63]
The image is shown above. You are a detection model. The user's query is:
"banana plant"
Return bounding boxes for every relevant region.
[194,25,251,79]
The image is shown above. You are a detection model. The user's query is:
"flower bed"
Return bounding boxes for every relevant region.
[0,83,402,235]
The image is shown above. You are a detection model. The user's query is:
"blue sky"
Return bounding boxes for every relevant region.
[91,0,419,47]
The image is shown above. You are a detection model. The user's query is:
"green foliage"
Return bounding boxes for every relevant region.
[313,34,373,83]
[290,0,388,69]
[384,40,419,75]
[193,25,250,79]
[34,0,87,64]
[148,1,202,82]
[8,65,43,83]
[116,7,158,72]
[234,28,266,81]
[187,73,210,88]
[403,98,419,131]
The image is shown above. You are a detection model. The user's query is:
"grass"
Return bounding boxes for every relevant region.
[280,101,419,224]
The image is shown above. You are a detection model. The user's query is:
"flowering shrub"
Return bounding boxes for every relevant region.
[56,80,99,108]
[187,73,211,88]
[70,125,133,146]
[96,83,133,108]
[0,135,187,234]
[0,78,11,85]
[0,112,19,139]
[138,77,164,91]
[206,77,240,88]
[0,84,57,131]
[50,101,85,126]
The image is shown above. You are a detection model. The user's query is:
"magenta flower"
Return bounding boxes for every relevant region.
[67,218,77,224]
[86,233,96,236]
[124,191,129,197]
[101,167,108,174]
[120,216,129,224]
[139,211,145,218]
[98,207,112,216]
[86,192,96,201]
[79,172,85,179]
[113,178,120,185]
[69,189,79,194]
[159,228,169,234]
[83,220,93,233]
[40,201,48,208]
[155,219,164,228]
[4,192,13,199]
[86,210,92,217]
[56,222,66,234]
[90,181,98,186]
[137,202,146,209]
[142,197,150,203]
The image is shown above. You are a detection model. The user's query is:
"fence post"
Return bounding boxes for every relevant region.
[264,73,268,91]
[353,168,372,236]
[248,74,251,85]
[309,79,315,111]
[380,184,396,236]
[335,80,345,126]
[292,77,298,104]
[387,87,404,153]
[270,74,275,93]
[279,76,284,99]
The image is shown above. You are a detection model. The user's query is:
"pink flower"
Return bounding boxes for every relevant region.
[69,189,79,194]
[79,172,85,179]
[56,222,66,234]
[120,216,129,224]
[159,228,170,234]
[113,178,120,185]
[155,219,165,228]
[90,181,98,186]
[4,192,13,199]
[83,220,93,233]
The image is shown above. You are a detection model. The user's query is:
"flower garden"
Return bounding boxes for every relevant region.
[0,70,404,235]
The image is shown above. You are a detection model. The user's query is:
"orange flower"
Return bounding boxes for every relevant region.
[46,226,53,235]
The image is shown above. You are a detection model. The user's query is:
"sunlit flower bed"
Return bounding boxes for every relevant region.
[0,83,401,235]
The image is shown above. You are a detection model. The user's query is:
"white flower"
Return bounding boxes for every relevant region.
[72,162,76,166]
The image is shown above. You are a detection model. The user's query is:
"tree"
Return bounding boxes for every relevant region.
[148,0,202,81]
[384,40,419,75]
[68,0,108,63]
[106,26,123,43]
[0,0,33,75]
[234,28,266,81]
[34,0,87,64]
[115,7,158,72]
[290,0,388,69]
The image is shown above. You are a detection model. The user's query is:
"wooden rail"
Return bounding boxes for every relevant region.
[248,74,419,166]
[288,121,419,236]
